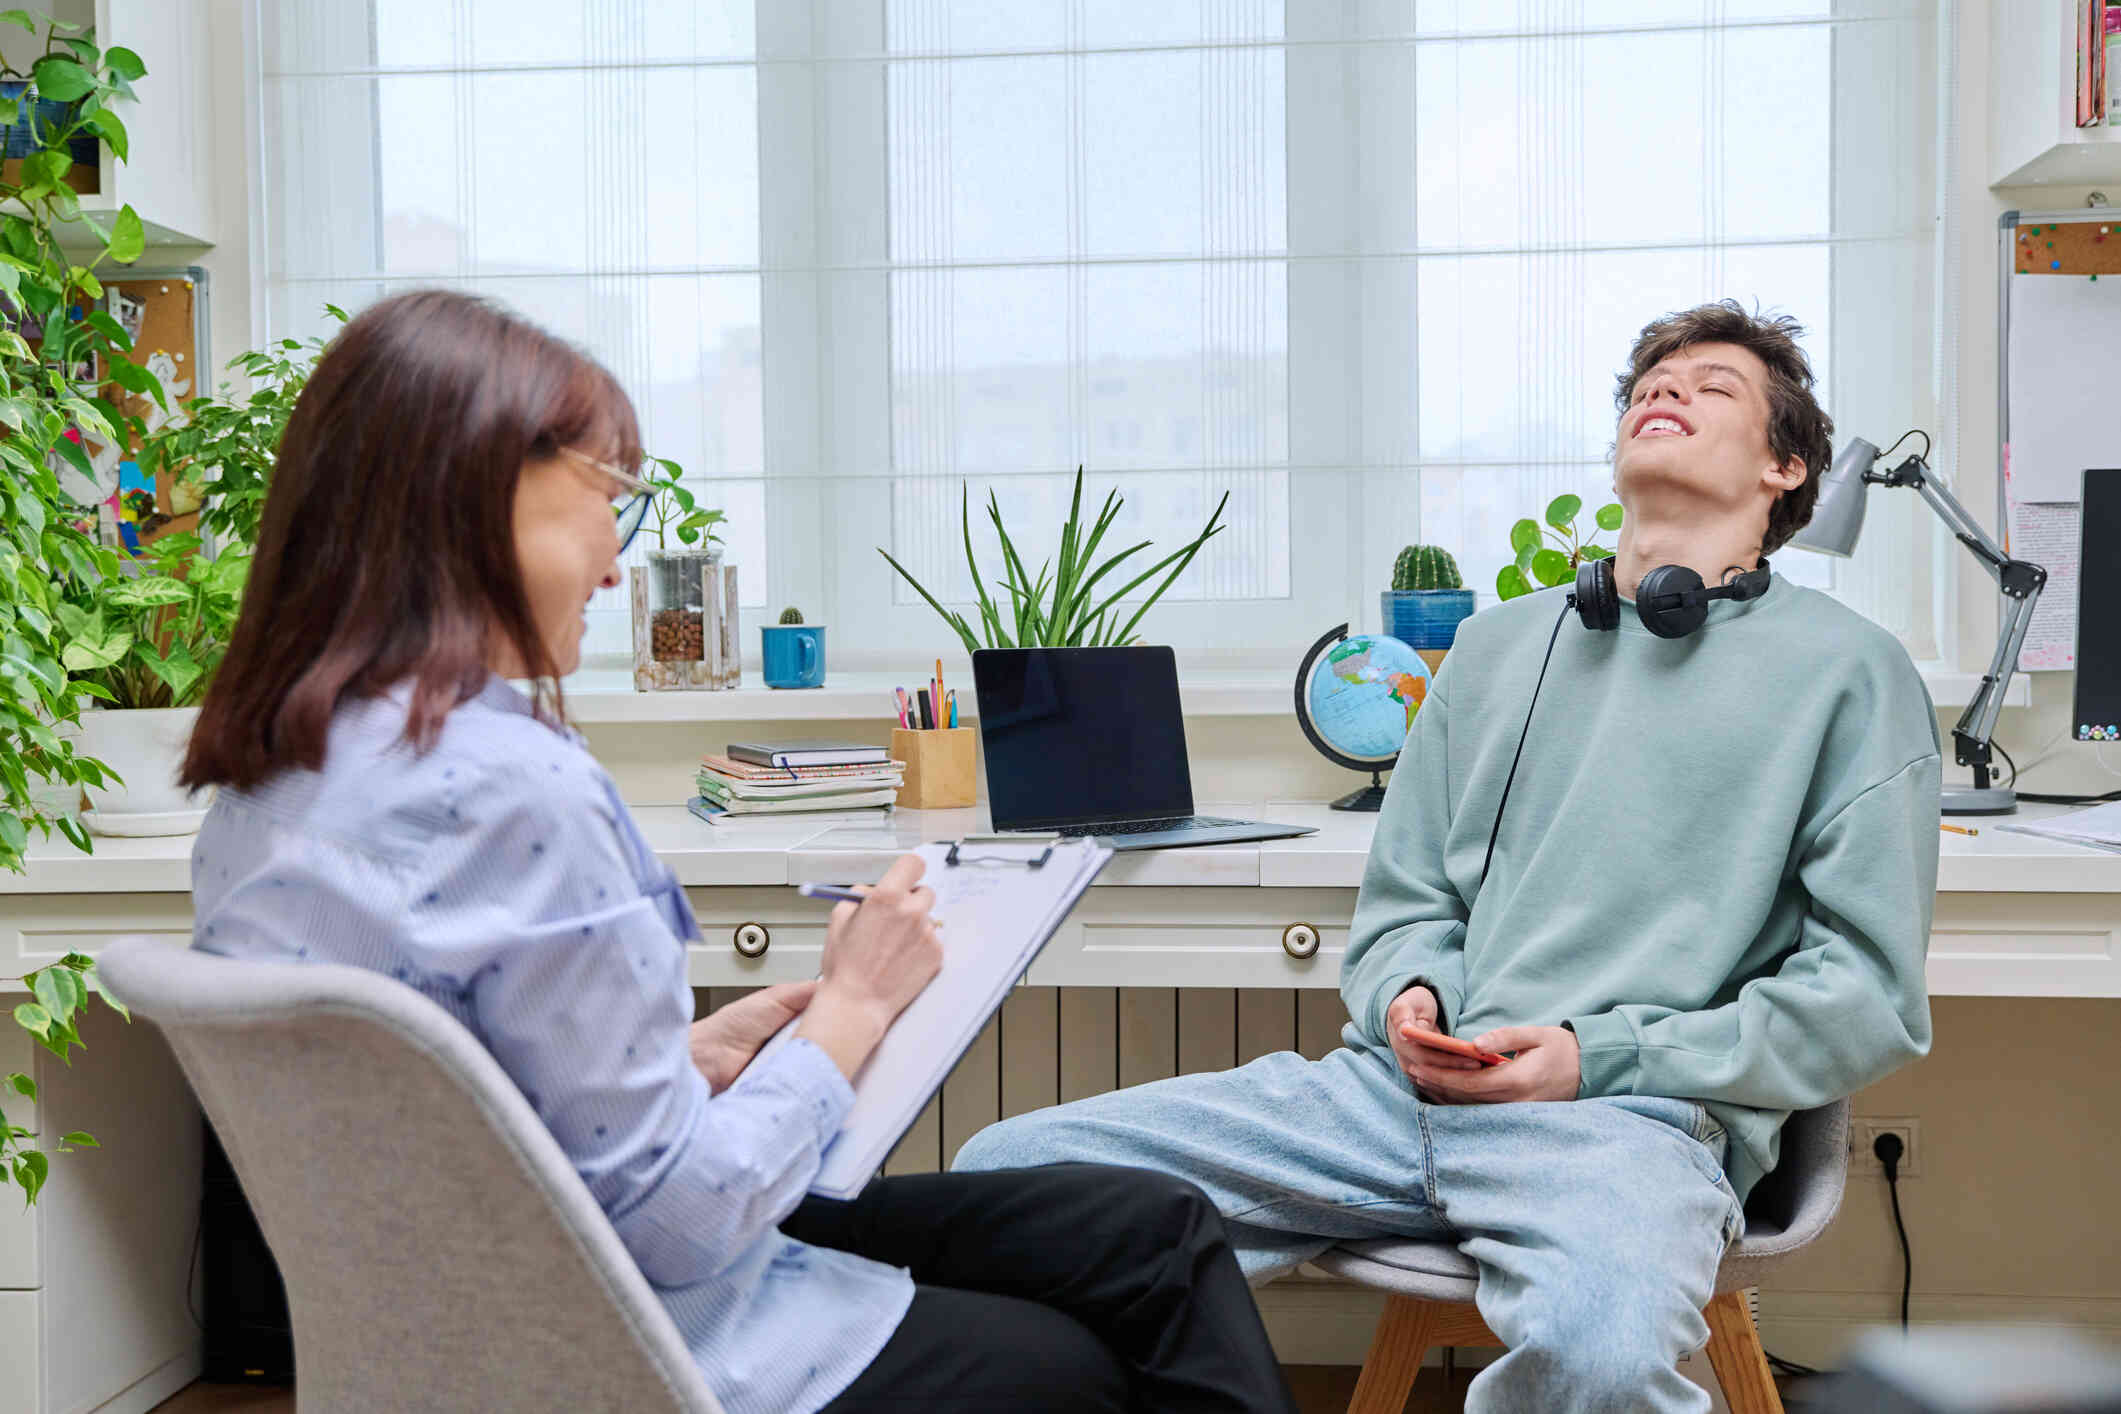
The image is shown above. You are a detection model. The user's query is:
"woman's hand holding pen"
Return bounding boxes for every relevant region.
[798,852,944,1081]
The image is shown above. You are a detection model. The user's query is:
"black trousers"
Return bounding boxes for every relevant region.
[785,1164,1297,1414]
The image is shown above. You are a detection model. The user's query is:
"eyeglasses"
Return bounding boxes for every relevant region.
[558,445,656,555]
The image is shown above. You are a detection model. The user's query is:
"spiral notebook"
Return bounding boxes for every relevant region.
[752,836,1112,1198]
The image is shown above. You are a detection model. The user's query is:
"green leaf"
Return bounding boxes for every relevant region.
[1515,542,1537,574]
[60,628,132,673]
[0,811,24,857]
[29,56,94,103]
[1530,547,1571,587]
[1594,502,1624,532]
[105,205,144,265]
[1544,494,1583,529]
[1580,544,1614,561]
[19,1149,45,1204]
[107,576,192,608]
[6,1074,31,1102]
[12,1002,50,1039]
[59,1131,96,1147]
[0,11,36,35]
[103,46,146,82]
[1496,564,1531,600]
[1508,518,1542,555]
[19,147,68,192]
[31,966,83,1026]
[83,310,131,350]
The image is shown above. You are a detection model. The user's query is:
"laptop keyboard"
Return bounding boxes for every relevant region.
[1053,816,1251,837]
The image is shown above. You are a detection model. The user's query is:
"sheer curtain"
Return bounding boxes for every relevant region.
[254,1,1947,671]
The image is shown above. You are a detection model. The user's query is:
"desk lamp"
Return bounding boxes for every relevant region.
[1790,434,2047,814]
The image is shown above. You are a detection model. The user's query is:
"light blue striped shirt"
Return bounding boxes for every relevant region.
[190,676,913,1414]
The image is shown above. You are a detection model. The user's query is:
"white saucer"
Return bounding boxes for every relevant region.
[82,807,209,838]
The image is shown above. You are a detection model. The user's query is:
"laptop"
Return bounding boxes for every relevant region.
[971,646,1317,851]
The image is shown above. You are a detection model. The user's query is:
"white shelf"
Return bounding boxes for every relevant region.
[1989,0,2121,187]
[552,662,2024,726]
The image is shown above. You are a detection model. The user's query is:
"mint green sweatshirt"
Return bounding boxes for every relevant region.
[1342,575,1941,1202]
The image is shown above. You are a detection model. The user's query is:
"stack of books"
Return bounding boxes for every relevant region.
[689,740,904,827]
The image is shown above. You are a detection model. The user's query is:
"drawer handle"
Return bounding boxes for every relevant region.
[733,923,770,958]
[1281,923,1320,960]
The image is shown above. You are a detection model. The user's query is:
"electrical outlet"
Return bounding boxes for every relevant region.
[1851,1116,1920,1178]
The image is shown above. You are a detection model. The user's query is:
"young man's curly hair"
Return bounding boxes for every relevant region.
[1615,300,1833,556]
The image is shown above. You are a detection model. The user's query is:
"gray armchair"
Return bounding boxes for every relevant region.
[1312,1099,1850,1414]
[99,938,727,1414]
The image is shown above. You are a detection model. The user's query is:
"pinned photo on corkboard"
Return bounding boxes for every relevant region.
[81,271,208,556]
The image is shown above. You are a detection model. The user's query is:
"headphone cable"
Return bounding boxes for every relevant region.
[1481,598,1574,892]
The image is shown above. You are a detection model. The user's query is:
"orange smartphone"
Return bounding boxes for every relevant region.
[1404,1027,1509,1066]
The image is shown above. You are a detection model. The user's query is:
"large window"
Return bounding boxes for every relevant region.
[257,1,1947,671]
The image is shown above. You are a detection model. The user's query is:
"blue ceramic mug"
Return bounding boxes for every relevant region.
[761,624,827,688]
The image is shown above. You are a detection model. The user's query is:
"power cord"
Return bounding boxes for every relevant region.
[1994,741,2121,807]
[1875,1132,1912,1330]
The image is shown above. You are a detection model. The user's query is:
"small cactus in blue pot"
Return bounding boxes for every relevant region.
[1381,543,1475,654]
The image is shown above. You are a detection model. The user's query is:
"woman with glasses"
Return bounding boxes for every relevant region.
[176,290,1294,1414]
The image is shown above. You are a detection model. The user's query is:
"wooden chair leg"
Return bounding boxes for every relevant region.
[1702,1289,1783,1414]
[1347,1295,1438,1414]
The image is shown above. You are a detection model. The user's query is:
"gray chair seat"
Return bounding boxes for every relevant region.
[1311,1100,1849,1299]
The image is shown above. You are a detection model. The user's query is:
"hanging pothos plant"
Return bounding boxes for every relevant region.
[0,8,167,1207]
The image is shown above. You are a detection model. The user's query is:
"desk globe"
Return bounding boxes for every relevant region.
[1293,624,1432,811]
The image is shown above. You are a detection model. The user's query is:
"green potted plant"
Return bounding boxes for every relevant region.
[630,459,735,691]
[1380,544,1473,669]
[1496,493,1624,600]
[878,467,1227,654]
[54,313,336,836]
[0,6,160,1207]
[0,15,164,867]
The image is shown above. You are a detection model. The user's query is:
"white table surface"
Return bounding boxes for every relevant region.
[8,800,2116,894]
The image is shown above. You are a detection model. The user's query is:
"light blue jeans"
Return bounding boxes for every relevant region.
[953,1043,1745,1414]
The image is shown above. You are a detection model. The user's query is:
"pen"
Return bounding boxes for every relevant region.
[948,689,957,728]
[796,882,870,906]
[894,687,910,729]
[1940,822,1979,837]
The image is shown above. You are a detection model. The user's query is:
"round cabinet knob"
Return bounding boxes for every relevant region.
[1281,923,1320,960]
[733,923,770,958]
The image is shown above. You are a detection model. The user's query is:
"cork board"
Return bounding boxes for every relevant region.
[2011,217,2121,277]
[90,274,202,554]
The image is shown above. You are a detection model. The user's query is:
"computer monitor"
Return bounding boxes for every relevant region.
[2076,468,2121,742]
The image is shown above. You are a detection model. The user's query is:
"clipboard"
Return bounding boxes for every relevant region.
[751,835,1112,1199]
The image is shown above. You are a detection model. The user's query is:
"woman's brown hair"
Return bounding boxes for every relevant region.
[181,289,643,792]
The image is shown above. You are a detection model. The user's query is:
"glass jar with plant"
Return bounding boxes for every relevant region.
[0,7,162,1206]
[1495,494,1625,600]
[878,467,1228,653]
[629,458,736,691]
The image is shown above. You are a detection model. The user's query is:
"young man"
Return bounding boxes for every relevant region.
[955,301,1941,1414]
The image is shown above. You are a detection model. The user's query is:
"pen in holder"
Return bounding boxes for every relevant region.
[893,726,977,809]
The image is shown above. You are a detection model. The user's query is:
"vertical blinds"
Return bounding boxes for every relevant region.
[256,1,1946,669]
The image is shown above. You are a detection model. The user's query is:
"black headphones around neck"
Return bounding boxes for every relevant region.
[1571,556,1774,639]
[1479,556,1774,890]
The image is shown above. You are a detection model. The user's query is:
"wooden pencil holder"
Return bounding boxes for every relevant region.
[893,727,978,810]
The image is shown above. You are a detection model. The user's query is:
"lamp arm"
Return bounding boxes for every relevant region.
[1885,456,2049,779]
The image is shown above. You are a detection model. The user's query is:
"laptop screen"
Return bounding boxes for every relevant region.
[973,647,1195,830]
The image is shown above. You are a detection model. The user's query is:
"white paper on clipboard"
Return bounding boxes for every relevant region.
[748,837,1111,1199]
[2008,497,2082,671]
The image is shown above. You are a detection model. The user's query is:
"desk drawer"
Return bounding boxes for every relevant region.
[685,887,832,985]
[1029,888,1353,989]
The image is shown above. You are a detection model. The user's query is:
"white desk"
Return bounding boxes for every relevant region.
[1,800,2117,1412]
[7,800,2119,997]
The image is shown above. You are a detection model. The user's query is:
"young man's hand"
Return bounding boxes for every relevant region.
[1388,989,1583,1105]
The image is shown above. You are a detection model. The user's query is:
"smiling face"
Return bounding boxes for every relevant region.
[509,444,629,678]
[1613,340,1805,532]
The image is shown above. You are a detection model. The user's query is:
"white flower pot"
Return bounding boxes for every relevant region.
[23,714,83,817]
[73,706,212,836]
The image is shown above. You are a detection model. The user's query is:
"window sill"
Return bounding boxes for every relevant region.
[551,662,2024,725]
